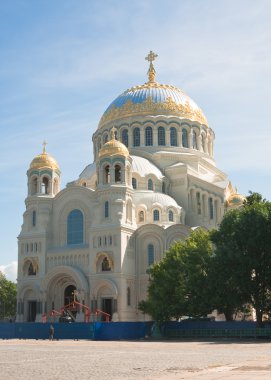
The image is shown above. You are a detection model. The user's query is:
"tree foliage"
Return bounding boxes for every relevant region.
[0,272,17,320]
[138,229,213,323]
[211,193,271,325]
[139,192,271,325]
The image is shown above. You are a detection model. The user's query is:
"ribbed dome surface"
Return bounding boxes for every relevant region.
[133,191,181,209]
[131,155,163,179]
[98,82,208,128]
[30,152,59,171]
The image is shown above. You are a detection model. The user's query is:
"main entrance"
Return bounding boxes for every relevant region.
[27,301,37,322]
[64,285,77,305]
[102,298,112,321]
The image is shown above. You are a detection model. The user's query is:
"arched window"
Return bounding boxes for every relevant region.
[196,192,201,215]
[170,127,177,146]
[132,177,137,189]
[31,177,38,195]
[208,197,214,220]
[127,287,131,306]
[67,209,84,245]
[148,179,153,190]
[41,177,49,194]
[168,210,174,222]
[182,128,188,148]
[139,210,144,222]
[105,201,109,218]
[148,244,154,266]
[102,257,111,271]
[104,165,110,184]
[32,211,36,226]
[103,134,108,144]
[158,127,165,146]
[145,127,153,146]
[192,131,198,149]
[115,164,121,183]
[133,128,140,147]
[162,182,166,194]
[153,209,160,221]
[122,129,129,147]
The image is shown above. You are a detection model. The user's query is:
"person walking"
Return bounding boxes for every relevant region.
[49,324,54,341]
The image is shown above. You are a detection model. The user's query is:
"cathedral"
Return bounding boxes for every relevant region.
[17,51,244,322]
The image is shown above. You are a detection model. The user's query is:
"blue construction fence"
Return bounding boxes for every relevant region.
[0,321,153,340]
[1,321,271,340]
[163,321,271,339]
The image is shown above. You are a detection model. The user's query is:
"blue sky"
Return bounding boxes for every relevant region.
[1,0,271,281]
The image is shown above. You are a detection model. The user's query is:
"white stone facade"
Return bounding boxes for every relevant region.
[17,56,241,322]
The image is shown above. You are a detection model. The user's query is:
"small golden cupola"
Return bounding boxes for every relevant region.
[99,127,129,159]
[28,142,61,197]
[226,181,246,209]
[30,141,60,171]
[98,128,131,187]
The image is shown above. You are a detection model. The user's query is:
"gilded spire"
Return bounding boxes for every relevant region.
[110,127,117,140]
[145,50,158,83]
[42,140,48,154]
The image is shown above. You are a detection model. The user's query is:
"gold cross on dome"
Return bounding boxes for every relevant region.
[145,50,158,63]
[145,51,158,82]
[42,140,47,153]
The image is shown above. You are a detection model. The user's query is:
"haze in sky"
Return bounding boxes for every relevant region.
[1,0,271,281]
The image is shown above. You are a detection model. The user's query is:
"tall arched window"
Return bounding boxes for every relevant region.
[32,211,36,226]
[158,126,165,146]
[132,177,137,189]
[127,287,131,306]
[105,201,109,218]
[41,177,49,194]
[133,128,140,147]
[67,209,83,245]
[182,128,188,148]
[208,197,214,220]
[168,210,174,222]
[192,131,198,149]
[122,129,129,147]
[162,182,166,194]
[103,134,108,144]
[115,164,121,183]
[170,127,177,146]
[31,177,38,195]
[148,244,154,266]
[148,179,153,190]
[104,165,110,184]
[196,192,201,215]
[145,127,153,146]
[153,209,160,221]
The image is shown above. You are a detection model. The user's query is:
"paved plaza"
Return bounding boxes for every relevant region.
[0,339,271,379]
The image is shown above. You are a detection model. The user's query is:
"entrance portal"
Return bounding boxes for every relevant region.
[102,298,112,321]
[27,301,37,322]
[64,285,76,305]
[63,285,77,321]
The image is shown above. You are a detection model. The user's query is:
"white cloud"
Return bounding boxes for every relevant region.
[0,261,18,282]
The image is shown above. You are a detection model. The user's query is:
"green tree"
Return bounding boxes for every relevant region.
[0,272,17,320]
[211,193,271,325]
[139,229,213,322]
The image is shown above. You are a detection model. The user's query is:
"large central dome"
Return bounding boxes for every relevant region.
[98,51,208,129]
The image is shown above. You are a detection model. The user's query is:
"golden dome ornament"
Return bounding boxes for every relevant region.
[99,127,130,159]
[30,141,60,171]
